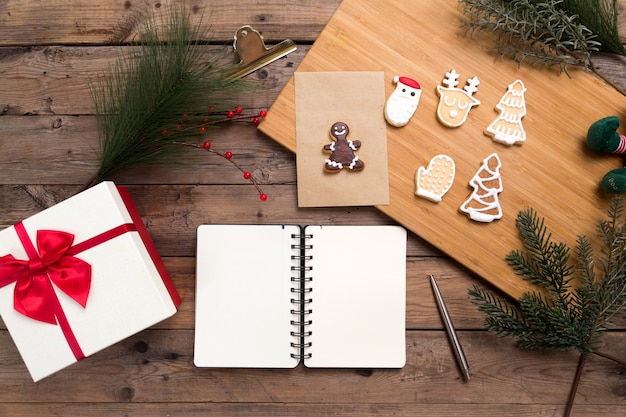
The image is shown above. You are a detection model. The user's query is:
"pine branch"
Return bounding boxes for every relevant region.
[87,6,249,189]
[506,208,575,307]
[459,0,601,74]
[562,0,626,56]
[468,285,530,338]
[469,200,624,415]
[458,0,626,96]
[469,195,626,356]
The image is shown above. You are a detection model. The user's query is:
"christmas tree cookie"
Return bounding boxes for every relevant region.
[415,155,455,202]
[485,80,527,146]
[460,153,503,222]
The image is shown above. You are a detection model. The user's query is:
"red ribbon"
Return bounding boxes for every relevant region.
[0,221,137,360]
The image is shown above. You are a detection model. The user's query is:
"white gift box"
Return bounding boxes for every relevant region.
[0,181,180,382]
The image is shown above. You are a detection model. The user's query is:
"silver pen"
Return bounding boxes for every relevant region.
[429,275,471,382]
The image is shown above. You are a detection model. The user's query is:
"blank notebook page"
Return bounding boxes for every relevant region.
[194,224,300,368]
[194,224,406,369]
[304,225,406,368]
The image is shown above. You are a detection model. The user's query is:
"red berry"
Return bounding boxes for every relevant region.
[202,118,209,124]
[235,106,243,114]
[259,193,268,201]
[175,124,182,130]
[202,141,211,149]
[161,129,169,136]
[224,151,233,159]
[182,113,188,119]
[199,126,207,133]
[208,106,216,114]
[243,171,252,180]
[227,110,235,118]
[259,109,267,117]
[253,117,260,125]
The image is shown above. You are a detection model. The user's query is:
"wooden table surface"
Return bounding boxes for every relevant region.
[0,1,625,416]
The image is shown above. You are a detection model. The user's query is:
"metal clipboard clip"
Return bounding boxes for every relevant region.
[223,25,296,82]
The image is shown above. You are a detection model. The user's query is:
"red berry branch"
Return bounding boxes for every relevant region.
[170,107,269,201]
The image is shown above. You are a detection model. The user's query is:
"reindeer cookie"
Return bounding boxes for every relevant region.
[436,69,480,128]
[323,122,365,173]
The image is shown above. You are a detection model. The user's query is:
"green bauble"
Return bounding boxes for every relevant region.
[587,116,621,153]
[601,168,626,194]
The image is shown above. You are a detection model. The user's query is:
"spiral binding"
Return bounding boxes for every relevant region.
[290,230,313,360]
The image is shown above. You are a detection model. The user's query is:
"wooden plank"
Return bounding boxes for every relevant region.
[0,329,614,405]
[0,45,622,116]
[3,253,621,331]
[2,403,625,417]
[0,45,308,116]
[0,1,341,46]
[259,0,626,300]
[0,115,299,186]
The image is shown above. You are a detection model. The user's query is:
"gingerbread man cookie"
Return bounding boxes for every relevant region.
[323,122,365,173]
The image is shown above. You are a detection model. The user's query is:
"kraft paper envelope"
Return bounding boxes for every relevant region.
[295,71,389,207]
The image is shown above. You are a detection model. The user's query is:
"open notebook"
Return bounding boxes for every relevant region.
[194,224,407,369]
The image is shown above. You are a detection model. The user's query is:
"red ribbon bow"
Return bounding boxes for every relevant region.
[0,228,91,324]
[0,221,137,360]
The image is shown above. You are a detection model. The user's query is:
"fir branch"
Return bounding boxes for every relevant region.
[472,196,626,416]
[87,7,247,189]
[459,0,601,74]
[468,284,530,337]
[562,0,626,56]
[458,0,626,96]
[470,195,626,355]
[506,208,575,307]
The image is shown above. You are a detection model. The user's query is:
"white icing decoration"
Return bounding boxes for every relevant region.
[325,159,343,169]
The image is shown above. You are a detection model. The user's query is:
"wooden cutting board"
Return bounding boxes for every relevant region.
[259,0,626,299]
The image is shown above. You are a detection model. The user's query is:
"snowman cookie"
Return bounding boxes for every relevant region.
[323,122,365,172]
[384,75,422,127]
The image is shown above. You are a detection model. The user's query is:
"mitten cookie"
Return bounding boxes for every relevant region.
[415,155,455,202]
